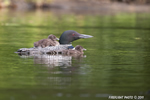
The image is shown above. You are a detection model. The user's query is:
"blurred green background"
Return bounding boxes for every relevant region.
[0,0,150,100]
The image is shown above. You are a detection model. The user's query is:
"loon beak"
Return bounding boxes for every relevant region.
[79,34,93,39]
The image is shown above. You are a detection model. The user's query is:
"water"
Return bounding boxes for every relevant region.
[0,9,150,100]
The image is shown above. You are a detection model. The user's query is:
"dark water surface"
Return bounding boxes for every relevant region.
[0,9,150,100]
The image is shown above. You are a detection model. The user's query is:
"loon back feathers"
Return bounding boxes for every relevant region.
[17,44,72,54]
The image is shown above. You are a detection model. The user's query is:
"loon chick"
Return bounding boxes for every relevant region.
[59,30,93,44]
[62,45,86,55]
[34,34,59,48]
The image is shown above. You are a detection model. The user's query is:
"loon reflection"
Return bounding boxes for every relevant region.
[19,52,86,67]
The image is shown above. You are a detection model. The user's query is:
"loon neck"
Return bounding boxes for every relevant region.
[60,44,72,46]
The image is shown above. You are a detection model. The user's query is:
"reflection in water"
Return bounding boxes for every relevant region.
[18,53,86,67]
[18,53,87,89]
[37,76,72,89]
[34,54,72,67]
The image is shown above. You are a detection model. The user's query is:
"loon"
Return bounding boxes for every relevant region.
[16,30,93,54]
[34,34,59,48]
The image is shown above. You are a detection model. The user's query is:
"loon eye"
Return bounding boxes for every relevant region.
[72,33,75,36]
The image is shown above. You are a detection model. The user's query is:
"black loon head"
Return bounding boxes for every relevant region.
[59,30,93,44]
